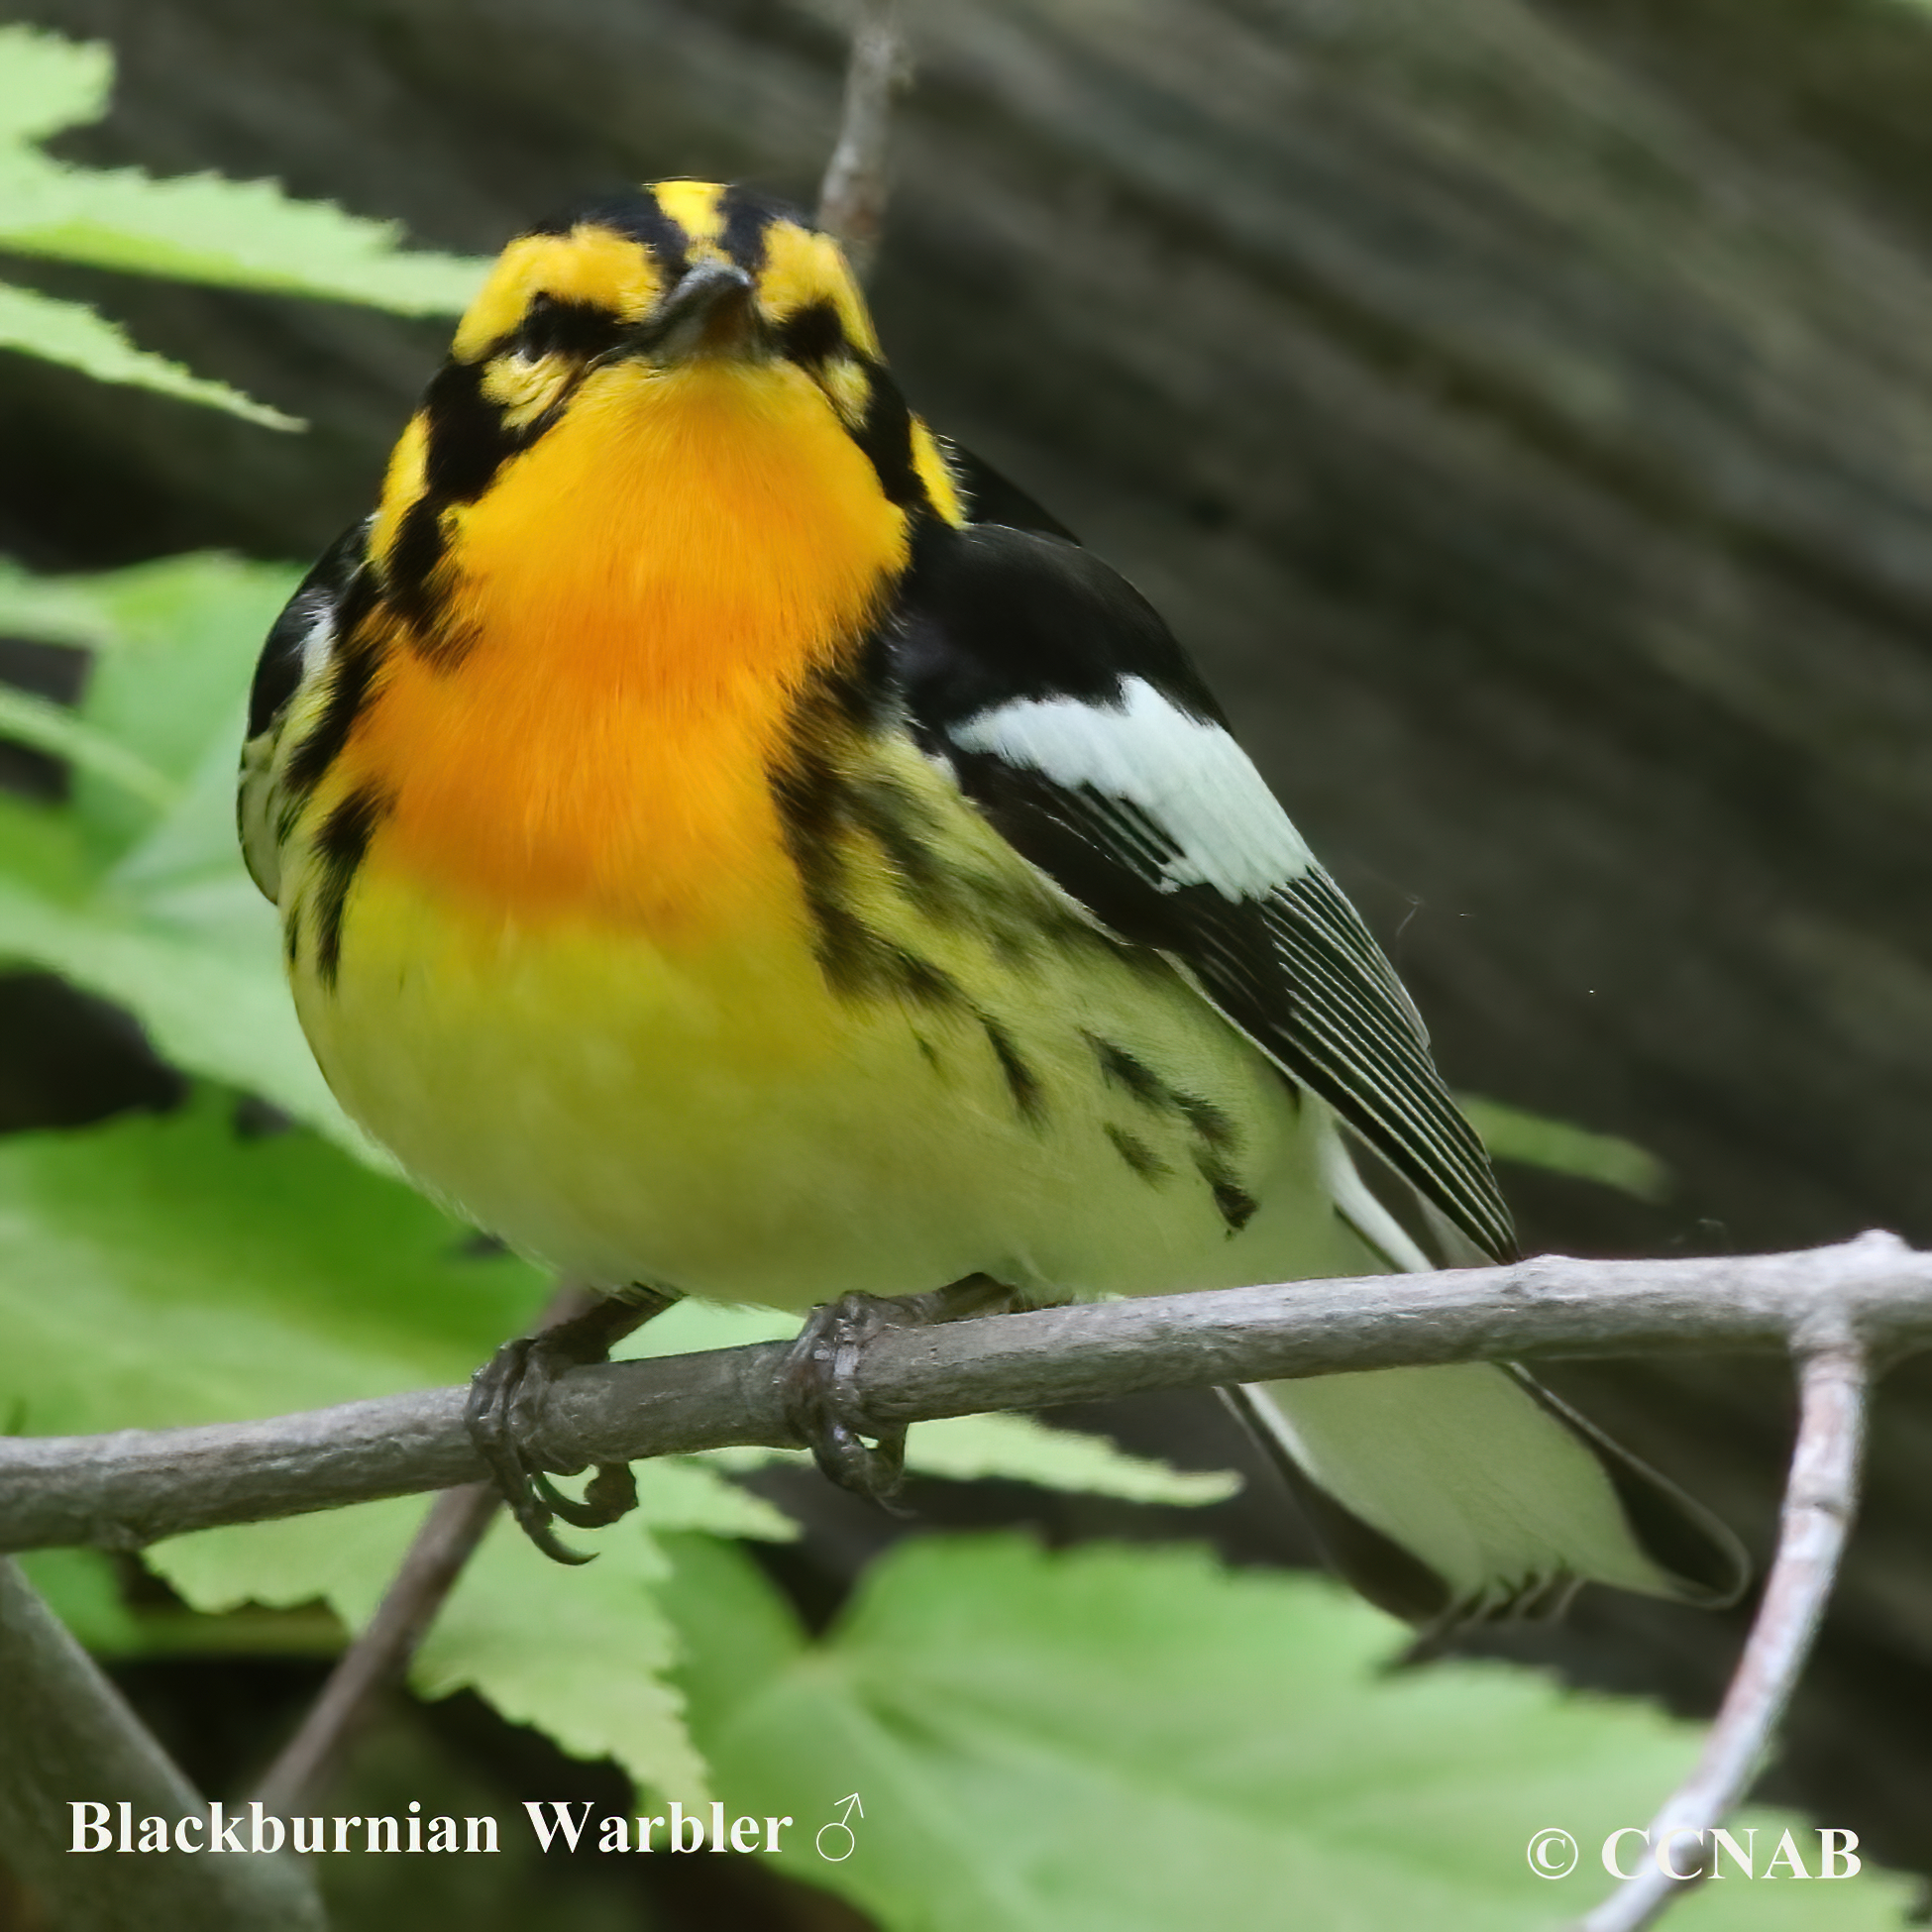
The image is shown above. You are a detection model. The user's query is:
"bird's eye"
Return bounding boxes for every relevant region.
[777,300,846,367]
[508,290,626,366]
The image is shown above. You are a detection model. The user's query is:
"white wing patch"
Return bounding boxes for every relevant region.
[949,676,1314,901]
[299,602,337,686]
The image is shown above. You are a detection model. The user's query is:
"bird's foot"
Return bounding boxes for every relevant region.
[466,1289,670,1564]
[781,1293,909,1500]
[781,1276,1016,1503]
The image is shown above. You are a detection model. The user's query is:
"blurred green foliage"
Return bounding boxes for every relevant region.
[0,24,482,425]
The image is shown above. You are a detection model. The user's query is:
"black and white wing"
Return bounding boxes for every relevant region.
[895,518,1516,1264]
[237,519,370,904]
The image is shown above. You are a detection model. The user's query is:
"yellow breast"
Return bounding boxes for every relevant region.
[336,353,908,942]
[278,292,1325,1306]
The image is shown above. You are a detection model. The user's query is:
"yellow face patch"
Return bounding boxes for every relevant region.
[452,228,663,364]
[366,181,963,665]
[479,348,574,432]
[371,413,429,574]
[757,219,880,357]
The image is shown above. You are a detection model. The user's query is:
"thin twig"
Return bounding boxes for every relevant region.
[0,1557,325,1931]
[817,0,905,278]
[1574,1342,1871,1931]
[249,1480,499,1817]
[1,1234,1926,1555]
[250,1282,594,1817]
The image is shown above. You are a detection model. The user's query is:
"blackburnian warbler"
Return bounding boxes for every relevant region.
[239,180,1744,1626]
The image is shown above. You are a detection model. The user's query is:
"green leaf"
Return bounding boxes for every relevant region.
[0,793,372,1158]
[0,281,299,428]
[0,27,485,316]
[0,25,109,145]
[412,1516,711,1800]
[149,1502,729,1805]
[13,1548,143,1656]
[0,557,125,648]
[0,1094,545,1438]
[0,171,487,317]
[875,1413,1236,1505]
[0,555,380,1150]
[62,552,299,860]
[1460,1095,1670,1202]
[0,1094,788,1795]
[664,1535,1915,1932]
[0,683,175,810]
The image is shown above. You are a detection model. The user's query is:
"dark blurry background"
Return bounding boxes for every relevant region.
[2,0,1929,1918]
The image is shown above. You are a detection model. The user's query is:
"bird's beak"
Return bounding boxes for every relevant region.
[637,261,765,364]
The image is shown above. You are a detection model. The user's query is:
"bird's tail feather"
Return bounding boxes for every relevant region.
[1226,1366,1748,1631]
[1227,1107,1748,1630]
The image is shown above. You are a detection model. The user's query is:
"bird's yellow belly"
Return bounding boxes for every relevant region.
[294,856,1357,1308]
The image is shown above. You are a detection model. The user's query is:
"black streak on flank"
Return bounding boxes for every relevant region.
[1084,1034,1254,1231]
[1199,1156,1258,1234]
[1105,1125,1170,1182]
[770,677,964,1013]
[1089,1035,1167,1111]
[980,1017,1043,1126]
[887,946,965,1010]
[312,787,388,991]
[846,775,947,902]
[1174,1091,1238,1148]
[281,904,303,971]
[1175,1094,1253,1231]
[281,591,380,801]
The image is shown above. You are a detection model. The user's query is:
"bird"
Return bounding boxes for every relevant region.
[238,177,1745,1632]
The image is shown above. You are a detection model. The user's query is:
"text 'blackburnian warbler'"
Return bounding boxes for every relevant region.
[239,179,1745,1627]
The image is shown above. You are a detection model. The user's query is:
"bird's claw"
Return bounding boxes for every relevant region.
[466,1302,654,1562]
[781,1293,910,1502]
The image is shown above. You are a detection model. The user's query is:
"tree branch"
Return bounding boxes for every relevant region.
[2,1234,1925,1556]
[246,1480,499,1820]
[0,1557,325,1931]
[816,0,905,278]
[1575,1341,1871,1930]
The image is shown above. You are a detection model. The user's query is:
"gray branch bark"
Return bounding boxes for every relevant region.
[815,0,904,277]
[0,1558,325,1931]
[2,1233,1926,1556]
[1576,1342,1871,1930]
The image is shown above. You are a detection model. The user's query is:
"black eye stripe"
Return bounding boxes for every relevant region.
[495,291,627,365]
[777,299,847,367]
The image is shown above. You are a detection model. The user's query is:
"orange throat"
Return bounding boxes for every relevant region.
[343,357,910,938]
